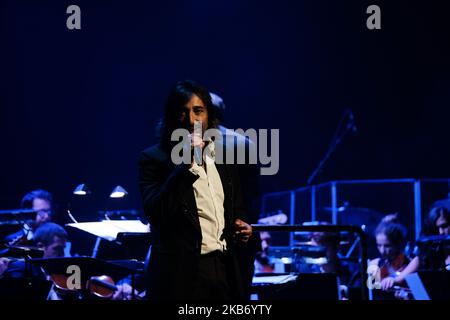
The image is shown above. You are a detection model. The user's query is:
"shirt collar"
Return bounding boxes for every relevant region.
[204,138,216,160]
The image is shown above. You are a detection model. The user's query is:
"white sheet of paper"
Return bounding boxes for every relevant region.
[66,220,150,241]
[252,274,297,285]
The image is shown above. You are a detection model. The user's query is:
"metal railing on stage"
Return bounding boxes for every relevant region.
[261,179,450,247]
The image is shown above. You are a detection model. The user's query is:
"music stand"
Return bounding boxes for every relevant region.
[253,273,340,300]
[66,220,151,259]
[405,271,450,300]
[0,277,53,300]
[0,209,36,225]
[30,256,139,300]
[66,220,150,242]
[5,244,44,259]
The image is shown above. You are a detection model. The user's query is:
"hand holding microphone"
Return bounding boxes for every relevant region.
[188,132,205,166]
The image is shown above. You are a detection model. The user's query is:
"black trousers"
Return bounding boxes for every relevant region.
[191,250,231,300]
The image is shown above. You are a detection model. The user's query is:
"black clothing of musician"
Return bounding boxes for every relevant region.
[138,80,252,300]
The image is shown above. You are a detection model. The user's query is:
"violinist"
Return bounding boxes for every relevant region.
[369,214,419,299]
[3,222,68,279]
[2,222,143,300]
[3,189,54,246]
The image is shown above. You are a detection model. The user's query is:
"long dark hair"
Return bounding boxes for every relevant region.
[423,202,450,236]
[157,80,219,151]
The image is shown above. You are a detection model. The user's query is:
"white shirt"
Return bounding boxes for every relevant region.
[189,141,226,254]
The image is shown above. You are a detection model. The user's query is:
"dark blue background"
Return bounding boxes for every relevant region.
[1,0,450,223]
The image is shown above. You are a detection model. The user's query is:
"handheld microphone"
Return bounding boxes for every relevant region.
[193,146,202,165]
[191,120,204,165]
[192,132,203,165]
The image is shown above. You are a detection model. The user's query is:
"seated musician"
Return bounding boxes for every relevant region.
[308,223,361,299]
[369,214,419,298]
[1,222,142,300]
[0,223,72,300]
[254,221,360,298]
[3,222,68,279]
[420,201,450,269]
[254,231,275,273]
[309,226,342,274]
[3,189,54,246]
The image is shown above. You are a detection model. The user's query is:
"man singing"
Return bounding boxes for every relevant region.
[138,80,252,300]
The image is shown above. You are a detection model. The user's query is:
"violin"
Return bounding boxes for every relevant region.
[379,253,408,279]
[87,275,118,299]
[378,253,413,300]
[48,273,118,300]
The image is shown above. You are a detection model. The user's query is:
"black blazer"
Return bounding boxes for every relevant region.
[138,143,248,300]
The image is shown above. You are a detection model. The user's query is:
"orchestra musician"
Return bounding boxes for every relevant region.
[1,222,67,282]
[369,214,419,299]
[420,201,450,269]
[254,231,275,273]
[3,189,54,246]
[1,222,141,300]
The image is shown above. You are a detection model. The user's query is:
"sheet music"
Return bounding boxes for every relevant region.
[66,220,150,241]
[252,274,297,285]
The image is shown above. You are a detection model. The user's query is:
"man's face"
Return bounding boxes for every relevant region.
[43,236,66,258]
[436,214,450,235]
[33,198,52,227]
[376,233,398,261]
[177,94,209,133]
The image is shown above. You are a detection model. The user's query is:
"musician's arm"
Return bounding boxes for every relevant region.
[394,256,420,283]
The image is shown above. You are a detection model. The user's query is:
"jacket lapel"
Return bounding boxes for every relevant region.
[182,188,201,232]
[162,152,201,234]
